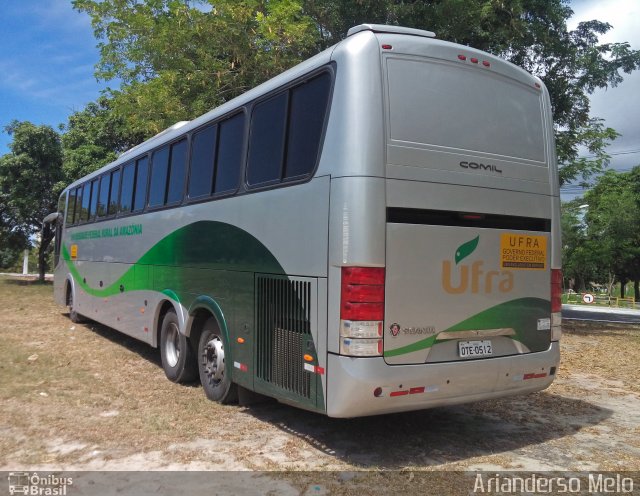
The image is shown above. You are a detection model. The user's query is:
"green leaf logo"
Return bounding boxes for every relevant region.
[455,236,479,264]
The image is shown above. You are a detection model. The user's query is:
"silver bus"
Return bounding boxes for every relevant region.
[50,24,562,417]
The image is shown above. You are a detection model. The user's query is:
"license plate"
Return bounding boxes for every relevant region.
[458,340,493,358]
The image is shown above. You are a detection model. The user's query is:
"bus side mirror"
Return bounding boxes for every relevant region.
[43,212,61,225]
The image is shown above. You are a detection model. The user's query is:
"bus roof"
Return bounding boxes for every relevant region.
[347,24,436,39]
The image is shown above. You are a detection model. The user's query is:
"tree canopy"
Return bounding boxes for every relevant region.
[72,0,318,137]
[562,167,640,299]
[71,0,640,186]
[0,121,64,280]
[61,96,144,183]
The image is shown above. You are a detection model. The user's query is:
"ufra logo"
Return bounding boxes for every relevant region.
[441,236,513,294]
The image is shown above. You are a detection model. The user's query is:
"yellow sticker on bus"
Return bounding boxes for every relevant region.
[500,234,546,270]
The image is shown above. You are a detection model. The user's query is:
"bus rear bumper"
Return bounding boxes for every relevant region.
[325,342,560,418]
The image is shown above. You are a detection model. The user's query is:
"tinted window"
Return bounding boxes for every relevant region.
[88,179,99,220]
[285,72,331,179]
[96,174,110,218]
[66,189,76,225]
[80,183,91,222]
[133,156,149,212]
[58,194,66,216]
[215,113,244,193]
[149,146,169,207]
[108,169,120,215]
[189,124,216,199]
[120,162,135,213]
[167,139,187,204]
[73,187,82,224]
[247,93,287,186]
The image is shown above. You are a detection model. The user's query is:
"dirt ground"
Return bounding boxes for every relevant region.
[1,276,639,493]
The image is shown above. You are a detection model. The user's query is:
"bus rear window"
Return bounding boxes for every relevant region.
[386,58,546,163]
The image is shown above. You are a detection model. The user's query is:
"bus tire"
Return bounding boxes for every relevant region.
[198,318,237,404]
[160,310,198,383]
[67,287,85,323]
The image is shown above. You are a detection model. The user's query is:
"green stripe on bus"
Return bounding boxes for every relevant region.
[63,220,286,298]
[384,297,550,357]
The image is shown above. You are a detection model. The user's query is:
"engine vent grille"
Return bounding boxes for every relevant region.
[256,275,312,399]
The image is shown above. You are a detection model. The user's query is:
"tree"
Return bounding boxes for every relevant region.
[74,0,640,185]
[561,200,597,292]
[73,0,319,137]
[0,217,29,271]
[60,96,144,184]
[304,0,640,187]
[580,169,640,300]
[0,121,64,281]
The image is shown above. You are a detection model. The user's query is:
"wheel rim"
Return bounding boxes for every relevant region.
[202,336,225,386]
[165,322,180,368]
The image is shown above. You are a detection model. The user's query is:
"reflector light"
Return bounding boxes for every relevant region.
[303,354,313,362]
[458,54,466,61]
[461,213,483,220]
[524,372,547,380]
[470,57,478,63]
[482,60,490,67]
[390,390,408,397]
[373,387,383,397]
[534,82,541,88]
[382,44,393,50]
[237,337,245,344]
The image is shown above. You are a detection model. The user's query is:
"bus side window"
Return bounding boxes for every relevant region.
[149,146,169,208]
[188,124,217,199]
[96,173,111,218]
[284,72,331,179]
[247,92,287,186]
[167,139,187,204]
[119,162,135,213]
[80,182,91,222]
[108,168,121,215]
[73,186,82,224]
[88,178,99,221]
[215,113,244,194]
[133,156,149,212]
[66,188,77,226]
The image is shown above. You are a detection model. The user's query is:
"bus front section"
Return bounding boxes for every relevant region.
[326,26,561,418]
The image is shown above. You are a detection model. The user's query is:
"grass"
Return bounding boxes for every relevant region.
[1,275,639,482]
[0,276,235,463]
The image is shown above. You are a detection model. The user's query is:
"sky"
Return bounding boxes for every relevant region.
[0,0,638,201]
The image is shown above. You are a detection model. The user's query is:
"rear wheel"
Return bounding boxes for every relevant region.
[160,310,198,383]
[66,286,84,323]
[198,317,237,404]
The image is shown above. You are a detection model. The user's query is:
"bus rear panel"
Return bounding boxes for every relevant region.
[325,27,560,417]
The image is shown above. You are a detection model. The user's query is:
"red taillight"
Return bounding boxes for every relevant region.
[470,57,478,64]
[458,54,466,61]
[342,267,385,285]
[551,269,562,313]
[341,267,385,320]
[381,44,393,50]
[342,284,384,302]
